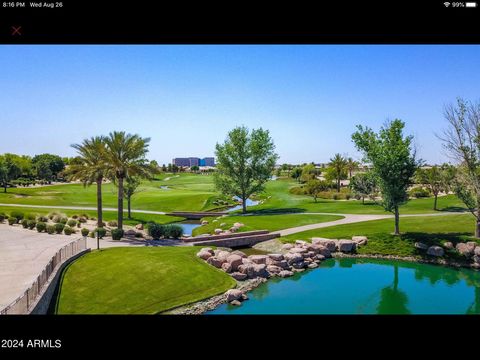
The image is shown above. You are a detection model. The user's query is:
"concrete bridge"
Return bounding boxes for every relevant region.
[185,230,280,248]
[166,211,228,220]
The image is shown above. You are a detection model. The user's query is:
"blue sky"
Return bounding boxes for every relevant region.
[1,45,479,165]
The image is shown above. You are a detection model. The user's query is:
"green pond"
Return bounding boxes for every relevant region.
[207,258,480,314]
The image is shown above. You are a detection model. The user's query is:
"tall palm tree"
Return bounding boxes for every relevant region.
[346,157,359,179]
[104,131,154,230]
[65,136,107,230]
[328,153,348,192]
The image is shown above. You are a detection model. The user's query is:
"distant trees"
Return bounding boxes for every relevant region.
[32,154,65,181]
[190,165,199,173]
[290,167,302,182]
[327,153,348,192]
[350,172,378,204]
[346,157,359,179]
[352,119,420,235]
[0,159,8,193]
[300,164,318,183]
[123,176,142,219]
[415,165,454,210]
[439,98,480,237]
[305,179,329,202]
[214,126,278,213]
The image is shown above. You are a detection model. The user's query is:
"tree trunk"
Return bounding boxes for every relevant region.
[433,194,438,211]
[475,218,480,238]
[96,178,103,230]
[362,196,365,205]
[337,179,340,192]
[118,177,124,230]
[128,196,131,219]
[314,195,317,203]
[394,205,400,235]
[3,184,6,193]
[393,265,399,291]
[242,193,247,214]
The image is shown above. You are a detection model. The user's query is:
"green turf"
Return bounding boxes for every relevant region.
[192,213,344,236]
[55,247,236,314]
[246,178,467,215]
[281,214,480,258]
[0,206,183,226]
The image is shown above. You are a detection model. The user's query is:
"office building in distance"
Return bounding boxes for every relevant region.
[172,157,215,167]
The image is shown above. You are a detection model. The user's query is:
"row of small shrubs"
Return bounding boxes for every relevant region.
[409,186,431,198]
[147,223,183,240]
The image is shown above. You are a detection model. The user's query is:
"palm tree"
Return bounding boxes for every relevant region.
[328,153,348,192]
[104,131,154,230]
[65,136,107,232]
[346,157,359,179]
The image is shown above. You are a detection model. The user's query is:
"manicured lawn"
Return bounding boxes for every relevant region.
[0,173,228,212]
[192,214,344,236]
[55,247,236,314]
[281,214,480,258]
[247,178,467,215]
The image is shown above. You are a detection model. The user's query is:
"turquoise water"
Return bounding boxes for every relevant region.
[208,258,480,314]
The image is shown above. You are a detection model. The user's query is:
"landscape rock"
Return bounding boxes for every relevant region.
[270,259,289,269]
[427,246,445,257]
[225,289,243,302]
[230,300,242,306]
[196,251,213,260]
[308,263,319,269]
[471,262,480,269]
[253,264,270,278]
[216,251,231,262]
[443,242,454,250]
[231,250,247,258]
[312,238,337,252]
[281,244,294,251]
[206,257,224,268]
[295,240,307,246]
[352,236,368,246]
[220,223,226,227]
[221,262,233,273]
[291,261,306,269]
[201,247,214,255]
[278,270,294,278]
[233,222,244,228]
[473,255,480,264]
[214,228,223,235]
[456,243,474,257]
[268,253,284,261]
[415,242,428,250]
[475,247,480,256]
[125,229,136,236]
[135,223,144,230]
[201,220,209,225]
[338,239,356,253]
[226,254,243,271]
[230,272,248,281]
[249,255,268,265]
[289,247,308,255]
[315,254,326,261]
[266,265,283,274]
[284,252,304,265]
[229,226,239,233]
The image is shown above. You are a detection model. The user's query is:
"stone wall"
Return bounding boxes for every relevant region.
[190,233,280,247]
[183,230,269,242]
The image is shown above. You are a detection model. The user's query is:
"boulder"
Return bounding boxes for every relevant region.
[201,220,209,225]
[196,251,213,260]
[226,254,243,271]
[338,240,356,253]
[222,230,232,235]
[315,254,326,261]
[308,263,319,269]
[230,300,242,306]
[214,228,223,235]
[125,229,136,236]
[415,242,428,250]
[233,222,244,228]
[135,223,144,230]
[295,240,307,246]
[201,247,214,255]
[221,262,233,273]
[231,250,247,258]
[238,263,255,277]
[312,238,337,252]
[270,259,289,269]
[268,253,284,261]
[352,236,368,246]
[267,265,283,274]
[456,243,474,257]
[473,255,480,264]
[220,223,226,227]
[216,251,231,262]
[249,255,268,265]
[443,242,454,250]
[206,257,224,268]
[467,241,477,250]
[229,226,239,233]
[253,264,270,278]
[225,289,243,302]
[475,247,480,256]
[427,246,445,257]
[278,270,294,278]
[230,272,248,281]
[284,252,304,265]
[291,261,306,269]
[471,262,480,269]
[281,244,294,251]
[289,247,308,255]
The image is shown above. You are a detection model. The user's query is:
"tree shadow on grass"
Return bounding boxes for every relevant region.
[241,208,308,215]
[401,231,473,247]
[437,206,468,212]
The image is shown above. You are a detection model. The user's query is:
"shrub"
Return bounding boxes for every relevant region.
[67,219,77,227]
[36,215,49,223]
[48,212,61,220]
[21,219,29,228]
[107,220,118,227]
[88,231,95,238]
[409,186,431,198]
[59,217,68,224]
[345,193,352,200]
[81,228,89,237]
[36,222,47,232]
[95,227,107,239]
[332,193,340,200]
[25,213,37,221]
[111,228,124,240]
[54,223,65,234]
[8,217,17,225]
[80,213,89,220]
[27,220,36,230]
[46,225,55,234]
[72,214,79,219]
[10,210,24,221]
[0,213,6,223]
[163,224,183,239]
[148,223,165,240]
[78,217,87,223]
[135,232,144,238]
[77,222,81,228]
[64,226,74,235]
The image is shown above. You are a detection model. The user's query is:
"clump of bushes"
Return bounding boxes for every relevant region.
[10,210,24,221]
[59,217,68,224]
[107,220,118,227]
[95,227,107,239]
[64,226,75,235]
[81,228,89,237]
[80,214,89,220]
[148,223,165,240]
[54,223,65,234]
[8,217,16,225]
[78,217,87,223]
[27,220,36,230]
[147,223,183,239]
[36,222,47,232]
[72,214,79,219]
[48,212,62,220]
[332,193,340,200]
[67,219,77,227]
[21,219,29,228]
[409,186,431,198]
[0,212,6,223]
[46,225,55,234]
[88,231,95,238]
[37,215,49,223]
[111,228,124,240]
[24,213,37,221]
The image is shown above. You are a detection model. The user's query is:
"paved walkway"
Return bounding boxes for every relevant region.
[0,203,166,215]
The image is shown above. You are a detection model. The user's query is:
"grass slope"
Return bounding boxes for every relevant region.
[55,247,236,314]
[281,214,480,257]
[192,214,344,236]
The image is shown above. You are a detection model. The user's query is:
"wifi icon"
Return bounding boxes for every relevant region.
[444,2,450,6]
